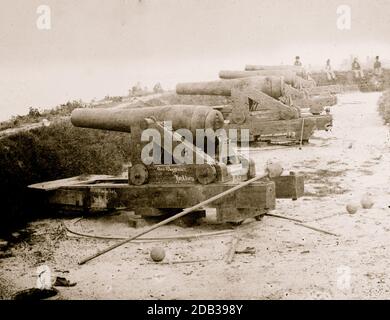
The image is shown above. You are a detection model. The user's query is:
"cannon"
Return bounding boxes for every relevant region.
[176,75,316,107]
[176,76,300,119]
[218,69,314,89]
[245,65,310,80]
[29,105,304,225]
[71,105,224,134]
[244,64,342,100]
[176,77,331,145]
[218,70,337,112]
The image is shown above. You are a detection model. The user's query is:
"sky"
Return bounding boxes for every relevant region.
[1,0,389,120]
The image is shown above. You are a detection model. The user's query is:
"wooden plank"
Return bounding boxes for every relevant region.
[47,187,88,207]
[244,89,299,120]
[225,117,317,142]
[28,174,126,191]
[217,208,267,223]
[225,237,240,263]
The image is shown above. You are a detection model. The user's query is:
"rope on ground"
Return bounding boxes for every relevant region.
[62,219,233,242]
[265,213,340,237]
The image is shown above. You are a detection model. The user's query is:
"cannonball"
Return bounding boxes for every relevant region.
[150,247,165,262]
[361,195,374,209]
[346,203,358,214]
[265,161,283,178]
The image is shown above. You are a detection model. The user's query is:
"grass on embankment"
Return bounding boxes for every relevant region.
[0,120,131,236]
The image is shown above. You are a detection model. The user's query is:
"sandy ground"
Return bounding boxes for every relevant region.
[1,91,390,300]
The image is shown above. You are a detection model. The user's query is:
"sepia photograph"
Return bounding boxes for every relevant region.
[0,0,389,306]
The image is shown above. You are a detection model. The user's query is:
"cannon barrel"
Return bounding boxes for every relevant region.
[176,76,284,99]
[245,65,309,79]
[71,105,224,133]
[218,70,315,89]
[219,70,297,86]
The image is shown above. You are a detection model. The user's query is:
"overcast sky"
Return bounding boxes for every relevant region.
[1,0,389,119]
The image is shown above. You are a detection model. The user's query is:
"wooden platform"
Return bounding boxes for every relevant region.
[28,173,304,224]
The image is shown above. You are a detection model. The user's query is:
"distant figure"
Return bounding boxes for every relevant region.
[352,57,364,79]
[373,56,382,76]
[325,59,336,81]
[294,56,302,66]
[132,82,143,96]
[153,82,163,93]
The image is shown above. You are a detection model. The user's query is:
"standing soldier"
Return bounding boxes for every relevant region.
[153,82,163,93]
[352,57,364,79]
[325,59,337,81]
[373,56,382,76]
[294,56,302,66]
[132,82,143,96]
